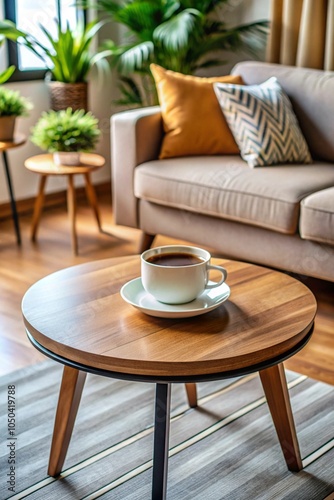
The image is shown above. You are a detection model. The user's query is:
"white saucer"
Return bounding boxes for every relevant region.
[120,278,230,318]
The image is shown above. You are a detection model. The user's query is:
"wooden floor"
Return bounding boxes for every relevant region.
[1,189,334,385]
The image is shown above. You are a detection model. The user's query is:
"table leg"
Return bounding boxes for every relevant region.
[259,363,302,472]
[31,175,47,242]
[139,232,156,253]
[48,366,87,477]
[185,383,198,408]
[2,151,21,245]
[152,383,171,500]
[67,175,78,255]
[84,172,102,231]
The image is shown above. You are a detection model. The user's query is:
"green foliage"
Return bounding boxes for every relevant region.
[30,108,101,152]
[0,18,112,83]
[0,65,15,84]
[90,0,269,106]
[0,87,32,117]
[0,37,15,84]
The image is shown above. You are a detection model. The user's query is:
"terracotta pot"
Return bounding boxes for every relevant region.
[53,152,81,166]
[47,81,88,112]
[0,116,16,141]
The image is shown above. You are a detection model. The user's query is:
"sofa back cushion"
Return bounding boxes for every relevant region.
[231,61,334,162]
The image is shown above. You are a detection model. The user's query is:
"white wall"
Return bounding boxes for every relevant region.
[0,0,270,204]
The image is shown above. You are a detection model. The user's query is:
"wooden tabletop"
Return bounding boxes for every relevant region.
[0,134,26,152]
[24,153,105,175]
[22,256,317,378]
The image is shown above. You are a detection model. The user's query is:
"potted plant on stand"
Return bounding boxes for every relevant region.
[30,108,101,165]
[0,17,111,111]
[0,74,32,141]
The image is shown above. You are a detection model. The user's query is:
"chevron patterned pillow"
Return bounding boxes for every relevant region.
[214,77,312,168]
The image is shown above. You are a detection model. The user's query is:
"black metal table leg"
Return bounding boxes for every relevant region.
[2,151,21,245]
[152,383,171,500]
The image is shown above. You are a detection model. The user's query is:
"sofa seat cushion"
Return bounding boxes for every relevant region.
[134,157,334,234]
[300,187,334,245]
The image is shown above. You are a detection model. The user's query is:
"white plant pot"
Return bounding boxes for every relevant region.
[53,152,81,166]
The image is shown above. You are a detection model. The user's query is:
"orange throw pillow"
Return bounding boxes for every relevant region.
[150,64,243,159]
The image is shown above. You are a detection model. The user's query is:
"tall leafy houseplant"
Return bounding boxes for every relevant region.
[86,0,268,106]
[0,17,111,110]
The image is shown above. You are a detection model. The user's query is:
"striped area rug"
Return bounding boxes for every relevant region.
[1,361,334,499]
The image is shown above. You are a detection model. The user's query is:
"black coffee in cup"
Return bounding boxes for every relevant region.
[146,252,204,267]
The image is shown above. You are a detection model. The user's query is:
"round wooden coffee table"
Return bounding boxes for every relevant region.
[24,153,105,255]
[22,256,316,500]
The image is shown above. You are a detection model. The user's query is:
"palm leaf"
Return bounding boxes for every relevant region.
[162,0,181,20]
[153,9,202,51]
[90,49,113,66]
[114,2,163,37]
[118,41,154,73]
[194,21,268,55]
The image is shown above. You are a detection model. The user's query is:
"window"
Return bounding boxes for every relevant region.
[4,0,83,81]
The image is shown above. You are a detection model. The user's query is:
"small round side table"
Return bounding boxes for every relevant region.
[24,153,105,255]
[0,134,27,245]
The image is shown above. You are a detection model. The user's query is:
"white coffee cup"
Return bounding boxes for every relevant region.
[141,245,227,304]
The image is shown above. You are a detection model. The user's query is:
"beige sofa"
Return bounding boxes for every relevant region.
[111,61,334,282]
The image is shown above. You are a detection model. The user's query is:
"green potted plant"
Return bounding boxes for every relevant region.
[0,17,112,111]
[85,0,268,106]
[30,108,101,165]
[0,38,32,140]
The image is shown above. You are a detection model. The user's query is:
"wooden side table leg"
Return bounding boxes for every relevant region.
[259,363,302,472]
[31,175,48,242]
[67,175,78,255]
[84,172,102,231]
[48,366,87,477]
[139,232,156,253]
[185,383,198,408]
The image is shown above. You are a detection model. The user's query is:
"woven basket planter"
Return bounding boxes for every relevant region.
[48,82,88,112]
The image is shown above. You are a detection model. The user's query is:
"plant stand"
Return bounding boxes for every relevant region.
[24,153,105,255]
[0,134,27,245]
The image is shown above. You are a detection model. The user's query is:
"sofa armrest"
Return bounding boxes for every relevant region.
[111,106,163,228]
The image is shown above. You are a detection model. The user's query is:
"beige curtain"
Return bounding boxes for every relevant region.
[266,0,334,70]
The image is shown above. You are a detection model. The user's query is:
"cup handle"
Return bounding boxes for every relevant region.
[205,265,227,289]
